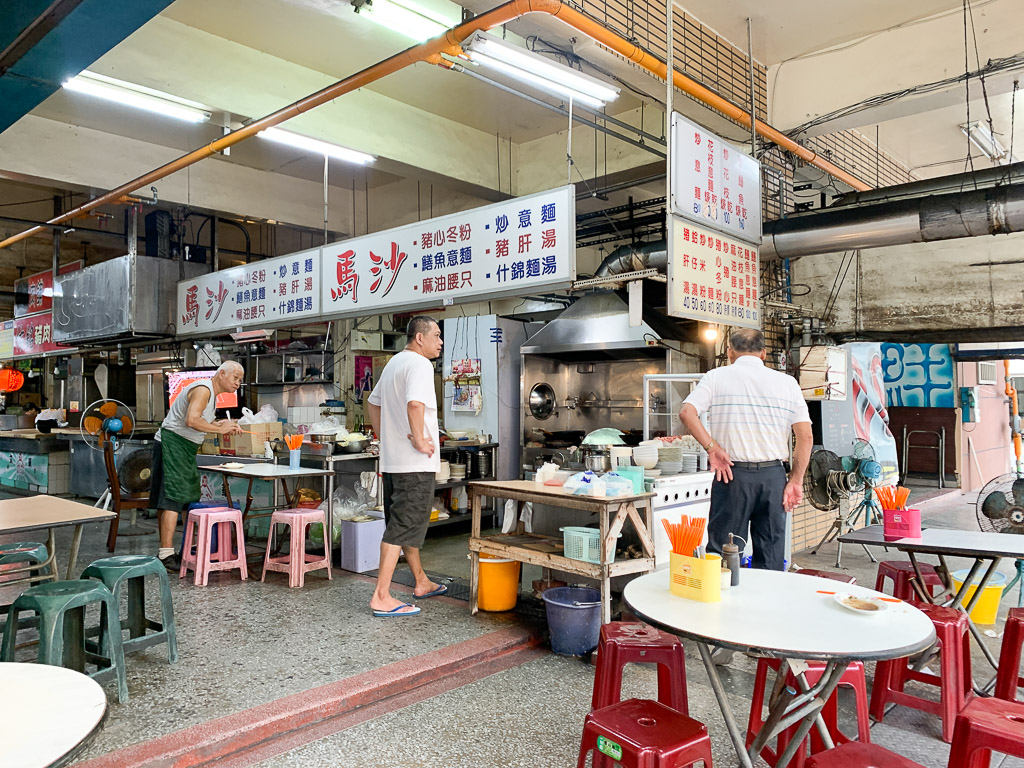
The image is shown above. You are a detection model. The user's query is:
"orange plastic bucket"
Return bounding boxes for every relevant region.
[478,553,520,611]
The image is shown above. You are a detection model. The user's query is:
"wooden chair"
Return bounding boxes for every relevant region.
[104,440,151,552]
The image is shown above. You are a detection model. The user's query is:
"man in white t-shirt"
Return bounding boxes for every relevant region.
[367,316,445,617]
[680,328,812,571]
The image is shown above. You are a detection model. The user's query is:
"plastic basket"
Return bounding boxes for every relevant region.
[562,526,602,564]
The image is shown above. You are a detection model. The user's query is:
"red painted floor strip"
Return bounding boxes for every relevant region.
[74,625,541,768]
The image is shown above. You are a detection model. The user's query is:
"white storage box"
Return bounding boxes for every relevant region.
[340,511,386,573]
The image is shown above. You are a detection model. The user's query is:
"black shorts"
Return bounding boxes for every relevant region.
[382,472,436,549]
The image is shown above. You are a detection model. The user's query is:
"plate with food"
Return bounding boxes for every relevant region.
[833,592,889,615]
[221,462,246,470]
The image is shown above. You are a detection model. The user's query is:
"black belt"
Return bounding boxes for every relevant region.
[731,460,785,470]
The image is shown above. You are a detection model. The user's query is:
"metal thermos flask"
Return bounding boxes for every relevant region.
[723,533,741,586]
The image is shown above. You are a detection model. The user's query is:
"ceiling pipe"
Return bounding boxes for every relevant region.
[761,182,1024,261]
[0,0,871,251]
[830,161,1024,208]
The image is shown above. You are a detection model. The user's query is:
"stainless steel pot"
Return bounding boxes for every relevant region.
[309,432,337,445]
[584,452,611,472]
[337,436,369,454]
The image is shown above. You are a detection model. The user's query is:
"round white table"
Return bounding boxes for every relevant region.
[623,569,936,768]
[0,662,107,768]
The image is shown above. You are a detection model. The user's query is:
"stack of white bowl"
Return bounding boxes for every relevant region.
[435,460,451,483]
[449,463,467,481]
[632,445,659,469]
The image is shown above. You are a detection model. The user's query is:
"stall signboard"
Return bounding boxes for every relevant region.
[13,311,70,357]
[320,185,575,319]
[13,261,82,317]
[0,321,13,360]
[670,113,761,246]
[667,217,760,328]
[176,248,321,336]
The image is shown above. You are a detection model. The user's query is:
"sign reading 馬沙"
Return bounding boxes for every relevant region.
[174,186,575,335]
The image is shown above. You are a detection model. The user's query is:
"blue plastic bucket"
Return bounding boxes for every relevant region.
[542,586,602,655]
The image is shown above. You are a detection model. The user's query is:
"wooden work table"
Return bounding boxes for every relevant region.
[467,480,656,624]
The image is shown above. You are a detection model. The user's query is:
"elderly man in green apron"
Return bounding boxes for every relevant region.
[150,361,245,572]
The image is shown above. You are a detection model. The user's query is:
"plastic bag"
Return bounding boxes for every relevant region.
[563,470,606,497]
[238,404,279,425]
[602,472,634,497]
[310,480,375,546]
[308,415,345,434]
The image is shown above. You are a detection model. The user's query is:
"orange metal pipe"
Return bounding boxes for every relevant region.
[1006,359,1022,467]
[0,0,870,251]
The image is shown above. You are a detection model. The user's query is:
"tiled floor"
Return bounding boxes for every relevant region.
[2,488,1023,767]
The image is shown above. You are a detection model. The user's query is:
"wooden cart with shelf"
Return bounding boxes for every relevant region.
[467,480,655,624]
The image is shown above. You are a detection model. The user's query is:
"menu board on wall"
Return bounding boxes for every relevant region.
[13,311,71,357]
[667,217,760,328]
[0,321,13,360]
[320,185,574,320]
[14,261,82,317]
[176,186,575,335]
[176,248,322,336]
[670,113,761,246]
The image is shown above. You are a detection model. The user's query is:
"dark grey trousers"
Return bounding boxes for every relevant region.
[707,464,787,571]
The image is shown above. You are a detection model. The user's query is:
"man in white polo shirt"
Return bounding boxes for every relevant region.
[679,328,812,571]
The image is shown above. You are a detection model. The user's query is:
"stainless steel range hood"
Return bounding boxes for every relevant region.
[520,291,664,359]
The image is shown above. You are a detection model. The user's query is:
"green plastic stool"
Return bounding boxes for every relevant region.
[1,580,128,703]
[0,541,56,583]
[81,555,178,664]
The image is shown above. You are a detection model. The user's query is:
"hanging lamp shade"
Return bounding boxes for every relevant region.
[0,369,24,393]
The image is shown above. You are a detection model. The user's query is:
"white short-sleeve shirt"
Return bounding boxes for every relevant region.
[368,349,441,473]
[683,355,811,463]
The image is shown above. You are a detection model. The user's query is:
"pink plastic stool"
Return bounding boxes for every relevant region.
[180,506,248,586]
[261,509,332,588]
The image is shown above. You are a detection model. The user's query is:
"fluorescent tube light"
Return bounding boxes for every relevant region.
[356,0,455,42]
[463,31,620,108]
[960,121,1017,165]
[63,71,211,123]
[260,127,375,165]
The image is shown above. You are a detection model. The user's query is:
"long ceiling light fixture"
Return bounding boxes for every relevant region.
[960,121,1017,166]
[353,0,457,42]
[260,127,375,165]
[461,31,620,109]
[62,71,211,123]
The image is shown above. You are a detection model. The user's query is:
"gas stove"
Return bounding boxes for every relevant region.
[650,471,713,567]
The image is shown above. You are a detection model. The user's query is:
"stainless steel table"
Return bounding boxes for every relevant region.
[624,569,935,768]
[838,524,1024,679]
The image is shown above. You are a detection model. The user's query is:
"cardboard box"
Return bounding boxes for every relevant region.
[221,422,284,456]
[200,434,219,455]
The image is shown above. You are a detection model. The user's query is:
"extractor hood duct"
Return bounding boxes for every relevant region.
[762,181,1024,261]
[595,241,667,276]
[521,291,665,358]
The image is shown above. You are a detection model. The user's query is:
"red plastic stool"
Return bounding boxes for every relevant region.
[261,508,332,588]
[592,622,688,714]
[805,742,926,767]
[874,561,944,601]
[948,696,1024,768]
[995,607,1024,701]
[577,698,712,768]
[795,569,857,584]
[746,658,870,767]
[869,602,973,742]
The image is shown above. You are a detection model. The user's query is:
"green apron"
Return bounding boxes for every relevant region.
[161,428,202,504]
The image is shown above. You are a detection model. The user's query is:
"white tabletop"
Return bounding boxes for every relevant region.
[202,463,333,479]
[0,662,106,767]
[623,569,936,661]
[839,524,1024,559]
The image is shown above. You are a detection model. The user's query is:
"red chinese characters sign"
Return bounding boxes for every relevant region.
[668,219,760,329]
[14,261,82,317]
[13,311,69,356]
[671,113,761,245]
[176,248,320,335]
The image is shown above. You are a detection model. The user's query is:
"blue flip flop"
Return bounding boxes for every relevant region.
[413,584,449,599]
[372,603,421,618]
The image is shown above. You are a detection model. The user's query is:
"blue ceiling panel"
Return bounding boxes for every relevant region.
[0,0,177,135]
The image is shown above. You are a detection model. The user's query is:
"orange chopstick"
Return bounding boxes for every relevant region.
[816,590,901,603]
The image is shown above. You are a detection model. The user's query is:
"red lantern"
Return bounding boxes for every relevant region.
[0,369,25,393]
